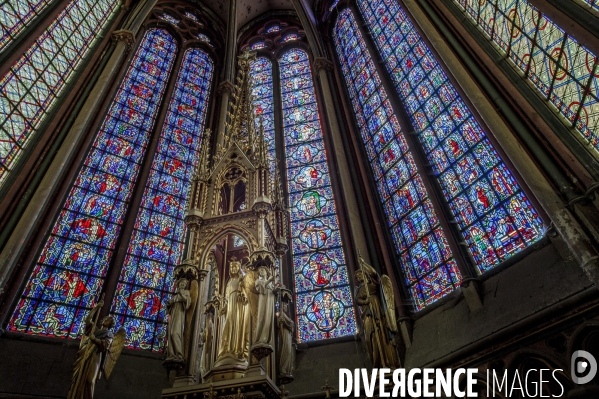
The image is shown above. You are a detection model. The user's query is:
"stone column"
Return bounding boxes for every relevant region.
[312,58,371,262]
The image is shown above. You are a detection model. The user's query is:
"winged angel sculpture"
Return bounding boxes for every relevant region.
[67,296,125,399]
[354,256,400,368]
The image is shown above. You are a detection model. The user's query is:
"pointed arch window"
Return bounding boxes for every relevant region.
[279,48,357,342]
[8,28,215,351]
[110,48,214,350]
[450,0,599,155]
[334,9,460,309]
[335,0,545,309]
[0,0,119,189]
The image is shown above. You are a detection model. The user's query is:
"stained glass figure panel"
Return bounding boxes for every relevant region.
[334,9,461,310]
[110,48,214,350]
[359,0,545,273]
[8,29,177,338]
[249,57,276,172]
[0,0,53,52]
[0,0,118,189]
[279,48,357,341]
[450,0,599,154]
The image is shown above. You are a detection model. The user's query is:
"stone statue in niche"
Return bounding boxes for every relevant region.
[67,296,125,399]
[165,279,192,364]
[217,258,250,362]
[354,256,400,368]
[200,309,215,377]
[251,266,276,359]
[278,299,295,384]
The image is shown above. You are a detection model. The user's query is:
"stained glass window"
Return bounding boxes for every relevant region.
[450,0,599,155]
[249,57,276,171]
[279,48,357,341]
[196,33,210,44]
[251,41,265,50]
[184,12,198,22]
[577,0,599,12]
[283,33,298,42]
[0,0,54,52]
[334,9,461,309]
[159,12,179,25]
[0,0,118,189]
[358,0,545,273]
[329,0,341,11]
[110,48,213,350]
[8,29,177,339]
[266,24,280,33]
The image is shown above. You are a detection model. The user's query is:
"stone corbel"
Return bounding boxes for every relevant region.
[110,29,135,52]
[217,81,235,97]
[312,57,334,72]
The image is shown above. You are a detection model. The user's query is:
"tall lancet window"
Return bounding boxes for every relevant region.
[279,48,357,341]
[110,49,214,350]
[450,0,599,155]
[334,9,461,309]
[350,0,544,289]
[0,0,118,188]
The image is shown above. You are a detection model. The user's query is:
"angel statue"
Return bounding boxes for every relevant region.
[354,255,400,368]
[67,297,125,399]
[252,266,276,355]
[165,278,192,364]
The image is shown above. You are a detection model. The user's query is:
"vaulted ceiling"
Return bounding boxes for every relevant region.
[200,0,294,27]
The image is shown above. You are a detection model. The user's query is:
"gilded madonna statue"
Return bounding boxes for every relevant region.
[217,259,250,362]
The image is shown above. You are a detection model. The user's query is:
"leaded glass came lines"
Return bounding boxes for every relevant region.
[0,0,53,52]
[0,0,118,189]
[111,48,214,351]
[451,0,599,154]
[358,0,545,273]
[279,48,357,341]
[334,9,461,310]
[8,29,177,339]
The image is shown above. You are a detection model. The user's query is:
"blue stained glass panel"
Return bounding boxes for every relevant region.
[0,0,118,188]
[110,48,214,351]
[279,48,357,341]
[334,9,460,309]
[8,29,177,339]
[358,0,545,273]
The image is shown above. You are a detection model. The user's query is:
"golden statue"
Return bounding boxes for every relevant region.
[354,256,399,368]
[217,259,250,361]
[67,297,125,399]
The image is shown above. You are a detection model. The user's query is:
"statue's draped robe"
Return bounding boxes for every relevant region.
[166,288,191,361]
[200,315,214,377]
[67,325,113,399]
[254,278,275,345]
[278,310,294,377]
[218,274,249,359]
